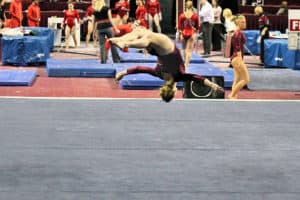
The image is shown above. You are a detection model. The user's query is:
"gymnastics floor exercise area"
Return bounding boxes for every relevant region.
[0,98,300,200]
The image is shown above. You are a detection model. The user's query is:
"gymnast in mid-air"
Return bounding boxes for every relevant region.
[110,28,224,102]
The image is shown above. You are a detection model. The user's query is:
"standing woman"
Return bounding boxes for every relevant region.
[135,0,147,28]
[63,2,80,48]
[211,0,222,51]
[222,8,236,34]
[85,0,97,47]
[177,0,199,68]
[147,0,161,33]
[8,0,23,28]
[0,0,6,28]
[93,0,120,63]
[228,15,249,99]
[114,0,130,25]
[254,6,270,64]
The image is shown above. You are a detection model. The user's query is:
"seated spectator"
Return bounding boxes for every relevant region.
[276,1,288,15]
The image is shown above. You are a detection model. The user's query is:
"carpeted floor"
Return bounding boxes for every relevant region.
[0,98,300,200]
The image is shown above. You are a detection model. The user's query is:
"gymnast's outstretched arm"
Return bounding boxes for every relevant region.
[110,27,146,43]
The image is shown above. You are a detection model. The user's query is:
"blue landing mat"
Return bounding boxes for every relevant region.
[115,62,224,89]
[46,59,116,77]
[222,69,234,88]
[118,52,206,64]
[0,70,37,86]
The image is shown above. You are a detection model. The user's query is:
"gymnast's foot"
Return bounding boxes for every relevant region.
[227,93,237,99]
[210,82,224,93]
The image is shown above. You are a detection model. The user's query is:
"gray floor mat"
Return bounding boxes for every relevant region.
[248,68,300,91]
[0,99,300,200]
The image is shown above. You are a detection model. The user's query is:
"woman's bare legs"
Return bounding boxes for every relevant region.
[228,58,250,99]
[65,26,71,49]
[85,20,94,47]
[153,13,161,33]
[184,34,196,68]
[71,26,78,47]
[148,14,161,33]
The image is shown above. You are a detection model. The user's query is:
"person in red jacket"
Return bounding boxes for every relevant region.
[177,0,199,68]
[228,15,249,99]
[147,0,161,33]
[135,0,147,28]
[114,0,129,25]
[27,0,40,27]
[63,1,80,48]
[8,0,23,28]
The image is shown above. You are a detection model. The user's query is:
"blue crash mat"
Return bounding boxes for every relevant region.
[115,62,222,89]
[222,69,234,88]
[0,70,37,86]
[46,58,116,77]
[118,51,205,63]
[264,39,299,69]
[2,36,51,66]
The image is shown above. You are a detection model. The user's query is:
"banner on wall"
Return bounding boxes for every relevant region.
[288,10,300,50]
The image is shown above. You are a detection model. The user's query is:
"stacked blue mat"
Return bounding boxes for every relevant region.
[46,59,233,88]
[46,58,117,77]
[0,70,37,86]
[264,39,300,69]
[118,51,206,64]
[1,27,54,66]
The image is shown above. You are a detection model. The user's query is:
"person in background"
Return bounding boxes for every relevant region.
[147,0,161,33]
[27,0,40,27]
[63,1,80,48]
[198,0,213,56]
[228,15,249,99]
[8,0,23,28]
[114,0,130,25]
[177,0,199,68]
[254,6,270,64]
[93,0,120,63]
[211,0,222,51]
[222,8,236,34]
[0,0,6,28]
[135,0,147,28]
[85,0,98,47]
[276,1,288,16]
[110,28,224,102]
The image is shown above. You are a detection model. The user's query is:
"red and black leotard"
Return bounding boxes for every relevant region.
[64,9,80,28]
[135,5,147,28]
[147,0,161,17]
[114,0,129,18]
[85,5,94,22]
[178,13,199,39]
[231,29,246,59]
[126,46,205,84]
